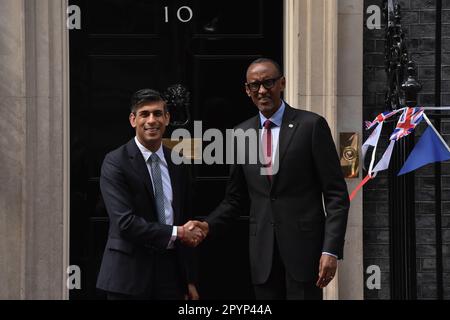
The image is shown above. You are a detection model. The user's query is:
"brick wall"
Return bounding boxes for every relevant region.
[438,0,450,298]
[363,0,450,299]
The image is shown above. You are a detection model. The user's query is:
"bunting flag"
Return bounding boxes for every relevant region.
[362,122,383,171]
[398,115,450,176]
[350,139,396,202]
[372,140,396,174]
[364,109,401,130]
[389,107,424,141]
[348,105,450,202]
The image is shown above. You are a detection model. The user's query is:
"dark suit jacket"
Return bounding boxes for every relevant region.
[96,138,195,296]
[205,104,350,285]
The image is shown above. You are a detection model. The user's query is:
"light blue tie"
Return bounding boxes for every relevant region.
[149,153,166,224]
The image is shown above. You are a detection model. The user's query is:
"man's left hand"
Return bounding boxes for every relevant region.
[316,254,337,288]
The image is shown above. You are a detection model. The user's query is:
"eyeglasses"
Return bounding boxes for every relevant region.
[245,76,283,92]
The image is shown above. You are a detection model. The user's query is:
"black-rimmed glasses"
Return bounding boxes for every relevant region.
[245,76,283,92]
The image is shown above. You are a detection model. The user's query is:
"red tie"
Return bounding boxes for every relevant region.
[262,120,273,179]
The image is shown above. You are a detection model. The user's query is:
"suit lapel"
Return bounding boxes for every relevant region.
[271,104,299,188]
[126,139,155,203]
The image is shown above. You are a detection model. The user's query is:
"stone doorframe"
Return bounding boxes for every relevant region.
[284,0,364,299]
[0,0,70,299]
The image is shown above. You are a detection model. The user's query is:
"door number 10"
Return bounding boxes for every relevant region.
[164,6,193,23]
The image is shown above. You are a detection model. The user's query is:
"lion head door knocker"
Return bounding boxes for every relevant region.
[163,84,191,127]
[162,84,200,160]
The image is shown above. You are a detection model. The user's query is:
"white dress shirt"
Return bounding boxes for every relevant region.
[134,137,177,248]
[259,100,285,160]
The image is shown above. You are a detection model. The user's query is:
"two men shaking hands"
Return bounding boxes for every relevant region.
[97,58,349,300]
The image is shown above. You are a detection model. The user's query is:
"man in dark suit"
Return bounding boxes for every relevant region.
[96,89,202,300]
[192,58,350,300]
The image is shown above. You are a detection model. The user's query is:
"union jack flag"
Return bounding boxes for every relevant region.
[389,107,424,141]
[365,109,400,130]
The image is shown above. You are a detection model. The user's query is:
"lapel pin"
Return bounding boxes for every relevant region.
[289,124,294,128]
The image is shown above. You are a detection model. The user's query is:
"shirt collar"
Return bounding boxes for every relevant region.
[134,137,167,165]
[259,100,285,128]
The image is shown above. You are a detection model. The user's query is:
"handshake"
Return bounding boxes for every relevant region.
[177,220,209,247]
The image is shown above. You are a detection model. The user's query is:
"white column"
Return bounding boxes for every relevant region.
[0,0,70,299]
[284,0,339,299]
[23,0,70,300]
[284,0,364,299]
[0,0,27,299]
[336,0,364,300]
[285,0,338,135]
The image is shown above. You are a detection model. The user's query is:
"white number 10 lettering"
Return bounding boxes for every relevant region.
[164,6,193,23]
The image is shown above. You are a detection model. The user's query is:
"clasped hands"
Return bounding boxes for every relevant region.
[178,220,209,247]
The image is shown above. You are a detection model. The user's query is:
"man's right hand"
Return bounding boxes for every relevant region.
[178,220,209,247]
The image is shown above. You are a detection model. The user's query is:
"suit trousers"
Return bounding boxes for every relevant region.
[253,237,323,300]
[107,249,184,300]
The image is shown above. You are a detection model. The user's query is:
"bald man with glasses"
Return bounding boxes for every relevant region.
[191,58,350,300]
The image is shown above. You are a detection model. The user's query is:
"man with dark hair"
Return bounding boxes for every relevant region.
[192,58,350,300]
[96,88,202,300]
[130,88,169,114]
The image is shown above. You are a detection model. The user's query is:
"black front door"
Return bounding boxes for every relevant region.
[69,0,283,299]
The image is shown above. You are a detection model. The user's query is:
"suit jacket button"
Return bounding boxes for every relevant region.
[271,197,276,201]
